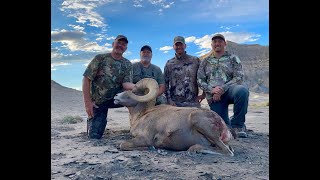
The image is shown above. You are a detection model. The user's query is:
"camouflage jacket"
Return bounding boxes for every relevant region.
[164,52,200,106]
[197,51,244,103]
[83,53,133,105]
[132,62,164,85]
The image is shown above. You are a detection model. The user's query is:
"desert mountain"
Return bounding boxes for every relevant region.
[51,80,84,119]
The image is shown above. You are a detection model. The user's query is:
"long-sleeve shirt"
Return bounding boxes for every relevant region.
[197,51,244,103]
[164,52,200,106]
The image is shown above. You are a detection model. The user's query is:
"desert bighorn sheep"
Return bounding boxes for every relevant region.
[114,78,235,156]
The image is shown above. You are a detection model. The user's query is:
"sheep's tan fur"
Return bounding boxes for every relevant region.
[114,78,234,156]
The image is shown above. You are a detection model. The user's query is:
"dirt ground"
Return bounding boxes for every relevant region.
[51,81,269,180]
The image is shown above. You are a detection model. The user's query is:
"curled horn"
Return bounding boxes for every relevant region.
[127,78,159,102]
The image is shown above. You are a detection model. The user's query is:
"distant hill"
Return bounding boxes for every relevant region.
[200,41,269,93]
[51,80,82,94]
[51,80,84,112]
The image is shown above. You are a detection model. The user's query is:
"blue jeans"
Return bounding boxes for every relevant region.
[209,85,249,129]
[87,99,123,139]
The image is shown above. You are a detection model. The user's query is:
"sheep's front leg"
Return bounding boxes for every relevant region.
[119,137,151,151]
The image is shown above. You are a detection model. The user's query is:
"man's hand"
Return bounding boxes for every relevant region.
[196,93,206,103]
[85,100,99,118]
[211,86,224,95]
[212,93,221,102]
[211,86,223,102]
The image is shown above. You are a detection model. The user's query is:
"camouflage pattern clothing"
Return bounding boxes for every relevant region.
[83,53,133,105]
[197,51,244,104]
[132,62,166,105]
[164,52,201,107]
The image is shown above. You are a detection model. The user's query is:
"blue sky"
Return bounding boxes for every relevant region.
[51,0,269,90]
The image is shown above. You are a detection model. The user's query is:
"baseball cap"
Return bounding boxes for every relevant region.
[140,45,152,52]
[115,35,128,43]
[173,36,185,44]
[211,33,225,41]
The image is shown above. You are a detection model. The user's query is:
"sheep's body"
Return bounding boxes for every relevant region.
[114,78,234,156]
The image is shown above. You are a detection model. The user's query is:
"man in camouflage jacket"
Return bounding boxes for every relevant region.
[164,36,205,108]
[197,34,249,138]
[82,35,136,139]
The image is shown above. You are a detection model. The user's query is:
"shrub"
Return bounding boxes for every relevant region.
[249,101,269,107]
[62,115,83,124]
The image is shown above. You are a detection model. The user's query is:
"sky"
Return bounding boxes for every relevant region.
[51,0,269,90]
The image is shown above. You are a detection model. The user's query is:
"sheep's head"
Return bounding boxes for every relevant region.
[114,78,159,107]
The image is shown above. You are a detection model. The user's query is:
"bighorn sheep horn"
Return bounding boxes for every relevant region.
[127,78,159,102]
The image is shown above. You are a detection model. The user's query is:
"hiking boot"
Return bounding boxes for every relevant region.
[232,127,248,138]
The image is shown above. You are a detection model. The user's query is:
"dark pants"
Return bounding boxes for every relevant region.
[209,85,249,129]
[87,99,123,139]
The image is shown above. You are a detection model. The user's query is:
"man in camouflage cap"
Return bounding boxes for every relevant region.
[164,36,205,107]
[132,45,166,105]
[197,33,249,138]
[82,34,136,139]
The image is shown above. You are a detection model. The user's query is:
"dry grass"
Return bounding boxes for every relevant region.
[62,115,83,124]
[249,101,269,107]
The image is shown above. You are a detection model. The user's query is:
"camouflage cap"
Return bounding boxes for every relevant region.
[115,35,128,43]
[212,33,225,41]
[173,36,185,44]
[140,45,152,52]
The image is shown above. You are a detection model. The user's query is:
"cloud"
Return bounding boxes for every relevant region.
[193,34,212,49]
[185,36,196,43]
[130,59,140,63]
[133,0,173,10]
[216,31,261,44]
[51,52,63,59]
[220,24,240,31]
[51,51,104,64]
[51,48,64,59]
[147,0,174,15]
[60,0,110,28]
[133,4,143,7]
[51,62,71,70]
[163,2,174,8]
[81,42,107,52]
[51,29,108,52]
[149,0,164,5]
[104,42,112,47]
[133,0,143,7]
[191,31,261,56]
[51,29,86,41]
[192,31,261,51]
[68,24,85,31]
[159,46,172,51]
[106,36,116,40]
[158,33,261,57]
[148,0,174,7]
